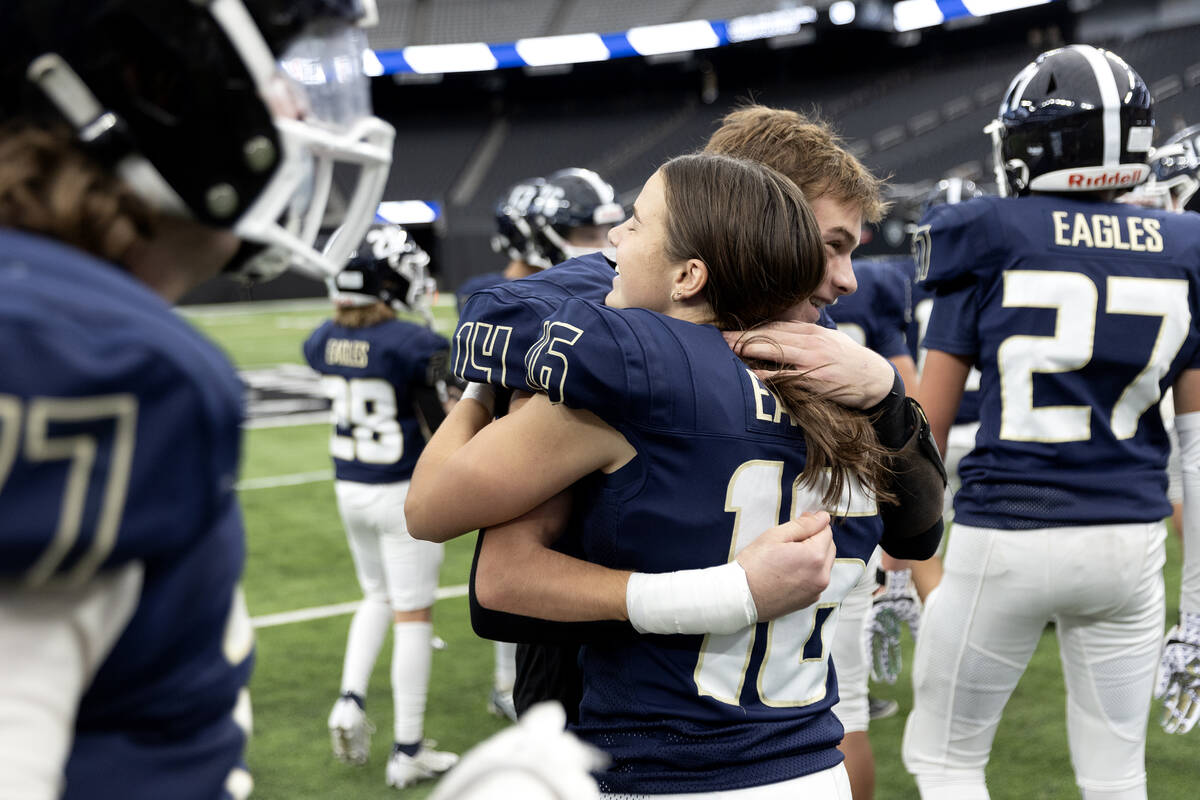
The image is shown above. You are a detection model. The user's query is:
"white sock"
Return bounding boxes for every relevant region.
[494,641,517,692]
[338,595,392,699]
[391,620,433,745]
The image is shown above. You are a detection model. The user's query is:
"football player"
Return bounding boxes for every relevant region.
[0,1,392,798]
[409,152,900,796]
[439,107,944,800]
[902,45,1200,799]
[304,223,459,788]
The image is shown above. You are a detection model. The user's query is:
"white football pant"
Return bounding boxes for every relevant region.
[831,547,882,734]
[336,479,443,612]
[902,521,1166,800]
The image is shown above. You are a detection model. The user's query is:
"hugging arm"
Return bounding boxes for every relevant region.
[470,494,839,638]
[728,322,949,556]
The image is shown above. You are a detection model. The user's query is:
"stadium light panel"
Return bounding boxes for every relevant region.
[895,0,1054,31]
[829,1,858,26]
[725,7,818,42]
[516,33,610,66]
[362,49,384,77]
[376,201,441,226]
[893,0,945,31]
[402,42,497,74]
[626,20,721,56]
[962,0,1051,15]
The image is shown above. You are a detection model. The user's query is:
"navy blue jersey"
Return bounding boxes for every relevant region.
[526,298,880,793]
[455,270,509,313]
[826,257,912,359]
[453,253,615,391]
[920,195,1200,528]
[304,318,449,484]
[0,230,253,800]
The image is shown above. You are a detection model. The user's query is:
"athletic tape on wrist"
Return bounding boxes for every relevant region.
[625,562,758,636]
[461,381,496,416]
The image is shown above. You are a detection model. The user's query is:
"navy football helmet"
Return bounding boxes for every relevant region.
[332,224,435,323]
[527,168,625,268]
[986,45,1153,197]
[491,177,543,263]
[0,0,393,282]
[1126,124,1200,212]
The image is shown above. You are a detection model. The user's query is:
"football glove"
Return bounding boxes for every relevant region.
[866,568,922,684]
[1155,611,1200,735]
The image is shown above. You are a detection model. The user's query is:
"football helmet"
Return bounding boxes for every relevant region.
[0,0,394,282]
[331,224,436,323]
[527,168,625,269]
[491,177,543,263]
[1125,124,1200,212]
[985,45,1153,197]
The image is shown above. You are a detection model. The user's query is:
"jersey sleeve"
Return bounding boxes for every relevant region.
[525,298,654,427]
[454,284,562,391]
[915,197,1003,290]
[921,281,981,357]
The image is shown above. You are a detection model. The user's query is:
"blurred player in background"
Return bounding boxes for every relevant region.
[525,167,625,268]
[0,1,393,797]
[1120,121,1200,736]
[454,177,543,312]
[902,45,1200,798]
[305,223,459,789]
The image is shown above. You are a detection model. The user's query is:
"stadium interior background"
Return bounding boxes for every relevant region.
[181,0,1200,305]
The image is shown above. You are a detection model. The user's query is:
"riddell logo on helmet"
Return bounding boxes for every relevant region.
[1067,170,1142,188]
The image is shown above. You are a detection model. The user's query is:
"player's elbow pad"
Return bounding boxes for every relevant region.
[880,516,943,560]
[877,398,947,540]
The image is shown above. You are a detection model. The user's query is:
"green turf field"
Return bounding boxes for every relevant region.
[182,299,1193,799]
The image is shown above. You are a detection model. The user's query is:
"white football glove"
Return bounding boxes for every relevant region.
[1155,611,1200,735]
[865,569,922,684]
[428,701,607,800]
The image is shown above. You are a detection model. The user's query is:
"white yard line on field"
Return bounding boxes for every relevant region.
[251,584,470,629]
[235,470,333,490]
[244,411,331,430]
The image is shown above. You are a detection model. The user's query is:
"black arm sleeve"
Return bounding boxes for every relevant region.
[468,529,637,646]
[867,372,948,541]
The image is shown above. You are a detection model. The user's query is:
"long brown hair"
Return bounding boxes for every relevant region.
[0,123,157,267]
[334,301,393,328]
[659,153,892,508]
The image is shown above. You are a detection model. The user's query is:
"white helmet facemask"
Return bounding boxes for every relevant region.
[199,0,395,281]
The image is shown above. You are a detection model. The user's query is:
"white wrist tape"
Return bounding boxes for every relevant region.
[625,562,758,636]
[461,381,496,416]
